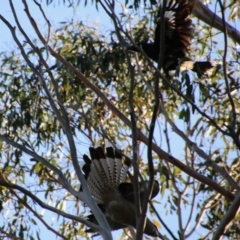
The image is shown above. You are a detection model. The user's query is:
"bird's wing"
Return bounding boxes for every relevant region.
[118,180,159,204]
[155,0,194,55]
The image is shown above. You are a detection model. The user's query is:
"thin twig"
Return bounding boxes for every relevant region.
[158,100,239,191]
[0,228,23,240]
[217,0,239,150]
[8,186,68,240]
[0,179,99,230]
[212,190,240,240]
[137,0,167,238]
[193,0,240,44]
[150,202,178,240]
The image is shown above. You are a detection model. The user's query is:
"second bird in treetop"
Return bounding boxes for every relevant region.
[128,0,219,77]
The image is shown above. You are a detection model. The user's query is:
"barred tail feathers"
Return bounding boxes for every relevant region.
[83,152,105,204]
[119,156,131,183]
[82,154,103,191]
[82,145,131,203]
[106,146,121,186]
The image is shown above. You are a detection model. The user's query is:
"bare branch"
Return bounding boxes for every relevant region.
[217,0,240,150]
[158,100,239,191]
[150,202,178,240]
[0,134,85,201]
[186,193,222,238]
[212,190,240,240]
[0,179,100,231]
[193,0,240,44]
[7,185,68,240]
[0,229,23,240]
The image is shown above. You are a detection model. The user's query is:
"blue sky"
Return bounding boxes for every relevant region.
[1,1,110,50]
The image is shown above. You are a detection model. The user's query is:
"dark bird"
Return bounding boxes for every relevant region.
[128,0,219,77]
[81,145,162,238]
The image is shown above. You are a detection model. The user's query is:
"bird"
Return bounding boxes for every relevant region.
[127,0,219,77]
[81,144,162,238]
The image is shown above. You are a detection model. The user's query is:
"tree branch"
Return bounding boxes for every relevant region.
[193,0,240,44]
[7,183,68,240]
[0,179,99,231]
[212,190,240,240]
[158,101,239,191]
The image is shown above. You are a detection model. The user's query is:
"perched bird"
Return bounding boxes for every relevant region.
[81,144,161,238]
[128,0,219,77]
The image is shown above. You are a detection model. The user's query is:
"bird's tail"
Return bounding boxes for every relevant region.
[82,144,131,204]
[180,60,221,77]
